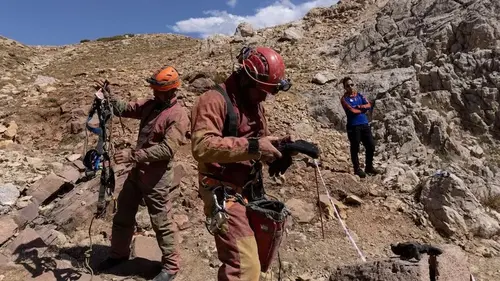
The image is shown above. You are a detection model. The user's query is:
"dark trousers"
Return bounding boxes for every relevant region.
[346,124,375,171]
[110,168,180,274]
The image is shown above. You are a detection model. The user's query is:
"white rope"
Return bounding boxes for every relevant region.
[313,159,367,262]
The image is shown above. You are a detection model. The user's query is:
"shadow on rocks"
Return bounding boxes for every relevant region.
[60,243,162,280]
[12,241,162,280]
[12,238,83,281]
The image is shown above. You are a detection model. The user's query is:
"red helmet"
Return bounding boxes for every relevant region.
[237,46,291,94]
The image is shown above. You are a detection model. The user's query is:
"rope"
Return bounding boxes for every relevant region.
[84,216,96,281]
[81,83,118,281]
[313,159,367,262]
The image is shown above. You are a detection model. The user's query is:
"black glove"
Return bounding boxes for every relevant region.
[94,79,111,93]
[268,140,320,177]
[390,242,443,261]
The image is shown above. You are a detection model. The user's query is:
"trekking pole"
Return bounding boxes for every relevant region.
[314,165,325,239]
[313,159,367,262]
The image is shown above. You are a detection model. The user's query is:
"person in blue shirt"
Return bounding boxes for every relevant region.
[340,77,379,178]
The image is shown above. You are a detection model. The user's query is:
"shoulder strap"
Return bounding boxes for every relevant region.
[212,84,238,137]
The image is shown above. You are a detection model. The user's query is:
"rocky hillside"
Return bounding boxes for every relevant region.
[309,0,500,232]
[0,0,499,280]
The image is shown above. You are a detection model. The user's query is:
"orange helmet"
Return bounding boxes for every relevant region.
[146,66,181,92]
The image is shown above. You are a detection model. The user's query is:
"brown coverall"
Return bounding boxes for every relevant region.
[191,73,269,281]
[110,97,190,275]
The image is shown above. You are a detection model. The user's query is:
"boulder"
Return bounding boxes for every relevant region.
[234,22,255,37]
[418,172,500,239]
[330,244,471,281]
[280,27,303,42]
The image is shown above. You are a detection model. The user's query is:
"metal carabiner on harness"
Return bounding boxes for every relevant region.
[206,187,230,235]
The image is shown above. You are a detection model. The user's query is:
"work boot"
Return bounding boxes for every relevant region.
[355,169,366,178]
[365,167,380,176]
[97,257,128,272]
[152,269,177,281]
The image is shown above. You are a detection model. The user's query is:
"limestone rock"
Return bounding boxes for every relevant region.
[419,173,500,239]
[34,75,57,87]
[0,183,20,206]
[312,72,336,85]
[382,163,420,192]
[281,27,303,42]
[330,244,472,281]
[286,198,315,223]
[2,121,17,140]
[330,259,423,281]
[234,22,255,37]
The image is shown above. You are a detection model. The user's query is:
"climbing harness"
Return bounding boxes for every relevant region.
[83,80,119,217]
[82,80,120,280]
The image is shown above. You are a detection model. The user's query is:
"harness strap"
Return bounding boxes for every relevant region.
[212,84,238,137]
[84,88,116,218]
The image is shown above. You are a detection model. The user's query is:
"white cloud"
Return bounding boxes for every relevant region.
[170,0,338,38]
[227,0,237,8]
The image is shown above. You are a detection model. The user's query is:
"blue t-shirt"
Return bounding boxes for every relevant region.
[341,92,370,127]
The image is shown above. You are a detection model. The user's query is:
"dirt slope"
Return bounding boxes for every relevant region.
[0,0,499,280]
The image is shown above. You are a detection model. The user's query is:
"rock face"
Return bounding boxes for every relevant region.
[330,259,424,281]
[330,244,471,281]
[418,173,500,239]
[336,0,500,153]
[309,0,500,241]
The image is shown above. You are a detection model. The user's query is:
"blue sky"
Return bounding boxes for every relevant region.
[0,0,337,46]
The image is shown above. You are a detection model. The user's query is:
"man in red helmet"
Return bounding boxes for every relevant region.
[191,46,292,281]
[96,66,190,281]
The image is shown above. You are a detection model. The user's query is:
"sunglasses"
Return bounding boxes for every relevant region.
[346,83,355,87]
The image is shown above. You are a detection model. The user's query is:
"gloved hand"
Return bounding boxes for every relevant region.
[94,79,111,94]
[258,136,282,162]
[268,140,320,177]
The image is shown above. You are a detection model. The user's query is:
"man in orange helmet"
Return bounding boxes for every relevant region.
[191,46,292,281]
[96,66,190,281]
